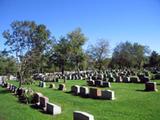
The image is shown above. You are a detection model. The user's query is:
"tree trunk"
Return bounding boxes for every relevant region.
[61,64,66,83]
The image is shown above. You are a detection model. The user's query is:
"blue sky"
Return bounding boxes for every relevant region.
[0,0,160,54]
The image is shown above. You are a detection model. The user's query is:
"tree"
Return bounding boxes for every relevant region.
[111,41,149,69]
[50,37,71,76]
[3,20,52,87]
[87,39,110,71]
[67,28,87,73]
[0,52,17,76]
[149,51,160,67]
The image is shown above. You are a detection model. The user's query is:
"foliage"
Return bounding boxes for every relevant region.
[110,41,150,68]
[0,52,17,75]
[149,51,160,67]
[3,20,52,87]
[49,28,87,75]
[87,39,109,71]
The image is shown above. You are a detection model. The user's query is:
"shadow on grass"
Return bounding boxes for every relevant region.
[0,89,10,94]
[30,104,52,115]
[157,83,160,86]
[136,89,152,92]
[30,104,40,109]
[65,91,72,94]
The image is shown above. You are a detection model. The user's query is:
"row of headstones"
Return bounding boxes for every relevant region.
[1,82,17,93]
[86,70,150,83]
[33,72,87,82]
[34,92,95,120]
[1,83,95,120]
[108,76,150,83]
[32,92,62,115]
[87,80,111,87]
[88,75,150,84]
[87,79,158,92]
[39,81,66,91]
[1,82,62,116]
[71,85,115,100]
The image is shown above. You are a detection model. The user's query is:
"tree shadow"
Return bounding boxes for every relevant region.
[157,83,160,86]
[30,104,40,109]
[0,89,10,94]
[136,89,146,92]
[65,91,72,94]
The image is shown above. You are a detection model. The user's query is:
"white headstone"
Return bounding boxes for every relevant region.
[47,102,61,115]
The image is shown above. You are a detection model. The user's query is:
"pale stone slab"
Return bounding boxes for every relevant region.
[47,102,61,115]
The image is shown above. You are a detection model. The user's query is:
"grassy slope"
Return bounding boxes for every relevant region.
[0,80,160,120]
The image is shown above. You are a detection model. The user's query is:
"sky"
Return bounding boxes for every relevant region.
[0,0,160,54]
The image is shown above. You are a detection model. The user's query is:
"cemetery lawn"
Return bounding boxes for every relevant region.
[1,80,160,120]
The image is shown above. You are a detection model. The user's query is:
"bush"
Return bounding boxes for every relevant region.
[18,88,34,104]
[155,74,160,80]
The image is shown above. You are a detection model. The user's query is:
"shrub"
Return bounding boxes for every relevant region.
[18,88,34,104]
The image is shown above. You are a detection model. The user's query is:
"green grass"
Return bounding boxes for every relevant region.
[0,80,160,120]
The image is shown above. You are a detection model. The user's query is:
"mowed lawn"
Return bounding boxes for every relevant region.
[0,80,160,120]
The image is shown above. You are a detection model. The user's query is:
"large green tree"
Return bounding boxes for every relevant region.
[149,51,160,67]
[111,41,150,68]
[50,36,71,75]
[3,20,52,87]
[67,28,87,72]
[87,39,110,71]
[0,51,17,76]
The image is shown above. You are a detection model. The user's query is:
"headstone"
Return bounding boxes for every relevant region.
[80,86,89,97]
[58,84,66,91]
[9,84,13,91]
[47,102,61,115]
[6,83,10,89]
[145,82,158,91]
[89,88,101,99]
[130,76,140,83]
[49,83,56,89]
[42,82,46,88]
[87,80,95,86]
[12,85,17,93]
[71,85,80,95]
[33,92,43,105]
[101,90,115,100]
[95,80,103,86]
[40,96,49,110]
[73,111,94,120]
[39,81,43,87]
[123,77,130,83]
[101,81,111,87]
[116,76,123,82]
[16,88,26,96]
